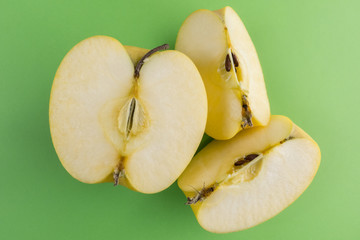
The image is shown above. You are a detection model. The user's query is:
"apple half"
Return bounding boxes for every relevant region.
[178,115,321,233]
[49,36,208,193]
[176,6,270,140]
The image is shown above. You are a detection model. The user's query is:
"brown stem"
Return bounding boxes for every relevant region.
[134,44,169,78]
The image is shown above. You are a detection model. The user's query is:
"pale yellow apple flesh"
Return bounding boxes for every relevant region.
[176,6,270,140]
[49,36,207,193]
[178,115,321,233]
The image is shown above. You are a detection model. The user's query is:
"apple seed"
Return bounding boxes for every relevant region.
[234,153,259,166]
[225,54,231,72]
[231,52,239,67]
[126,98,136,138]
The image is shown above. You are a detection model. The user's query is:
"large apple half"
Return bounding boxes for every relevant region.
[176,6,270,140]
[49,36,207,193]
[178,115,321,233]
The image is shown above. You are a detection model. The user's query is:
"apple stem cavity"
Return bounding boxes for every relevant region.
[134,44,169,79]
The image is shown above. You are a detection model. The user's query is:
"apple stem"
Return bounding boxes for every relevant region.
[134,44,169,78]
[225,51,239,72]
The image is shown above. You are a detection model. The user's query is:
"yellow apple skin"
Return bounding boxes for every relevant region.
[176,7,270,140]
[124,45,149,64]
[178,115,320,233]
[50,36,208,193]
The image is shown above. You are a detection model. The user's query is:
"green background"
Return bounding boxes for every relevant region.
[1,0,359,239]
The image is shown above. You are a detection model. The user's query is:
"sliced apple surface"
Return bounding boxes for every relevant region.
[176,6,270,140]
[178,115,320,233]
[49,36,207,193]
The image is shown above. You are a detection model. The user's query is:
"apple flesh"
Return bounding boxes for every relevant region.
[49,36,207,193]
[176,6,270,140]
[178,115,321,233]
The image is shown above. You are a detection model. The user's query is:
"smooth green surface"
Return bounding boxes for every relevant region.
[1,0,359,239]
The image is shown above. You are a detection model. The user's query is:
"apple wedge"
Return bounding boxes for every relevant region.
[178,115,321,233]
[49,36,207,193]
[176,6,270,140]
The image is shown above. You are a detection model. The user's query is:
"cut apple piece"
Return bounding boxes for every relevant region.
[49,36,207,193]
[178,115,321,233]
[176,6,270,140]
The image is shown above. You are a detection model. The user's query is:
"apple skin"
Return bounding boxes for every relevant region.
[124,45,149,64]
